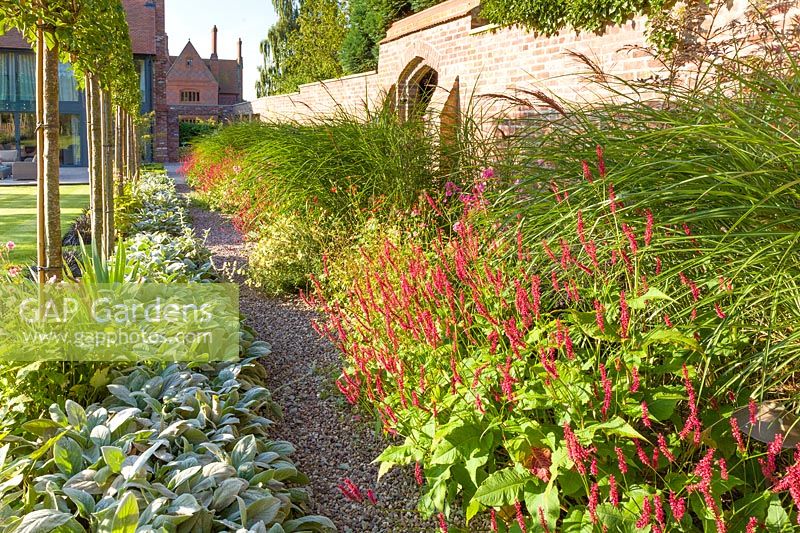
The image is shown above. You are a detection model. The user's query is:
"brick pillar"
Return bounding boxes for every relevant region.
[153,0,170,162]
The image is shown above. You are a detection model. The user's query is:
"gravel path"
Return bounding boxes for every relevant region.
[183,195,432,532]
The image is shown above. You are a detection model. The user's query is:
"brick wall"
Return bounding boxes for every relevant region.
[238,0,757,125]
[151,0,169,163]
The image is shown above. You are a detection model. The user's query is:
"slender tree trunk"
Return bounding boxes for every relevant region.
[132,118,139,181]
[88,74,103,251]
[43,39,62,280]
[126,113,133,183]
[35,23,46,285]
[100,90,114,257]
[114,106,123,196]
[120,110,127,185]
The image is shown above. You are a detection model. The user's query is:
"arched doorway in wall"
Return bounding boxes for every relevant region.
[398,59,439,121]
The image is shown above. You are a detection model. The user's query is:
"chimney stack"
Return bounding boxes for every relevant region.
[237,38,243,66]
[211,25,218,59]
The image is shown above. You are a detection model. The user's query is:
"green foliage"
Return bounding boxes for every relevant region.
[257,0,300,97]
[247,213,321,295]
[0,359,334,532]
[340,0,444,75]
[179,119,219,147]
[481,0,658,35]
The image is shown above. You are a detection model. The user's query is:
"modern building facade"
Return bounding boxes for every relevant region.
[0,0,242,165]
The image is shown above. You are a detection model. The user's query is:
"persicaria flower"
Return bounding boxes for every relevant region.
[622,223,638,255]
[609,183,617,214]
[482,167,495,180]
[772,452,800,525]
[669,491,686,522]
[615,446,628,474]
[593,300,605,332]
[749,398,758,426]
[600,364,612,418]
[5,241,14,251]
[367,489,378,505]
[582,160,594,183]
[760,433,783,481]
[490,509,499,532]
[564,423,594,474]
[717,457,728,480]
[414,462,424,486]
[7,266,20,277]
[715,302,726,319]
[630,366,640,392]
[641,401,652,428]
[438,512,448,533]
[531,275,541,318]
[619,291,630,339]
[654,494,665,528]
[609,475,619,507]
[338,478,364,502]
[588,482,599,523]
[635,496,652,529]
[644,210,654,246]
[515,500,527,532]
[746,517,759,533]
[729,416,746,452]
[658,433,675,463]
[597,145,606,178]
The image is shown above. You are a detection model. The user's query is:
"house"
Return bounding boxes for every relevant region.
[165,26,244,157]
[0,1,243,165]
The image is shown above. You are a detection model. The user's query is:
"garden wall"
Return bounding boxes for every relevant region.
[234,0,761,125]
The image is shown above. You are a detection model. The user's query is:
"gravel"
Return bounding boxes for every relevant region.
[183,195,434,532]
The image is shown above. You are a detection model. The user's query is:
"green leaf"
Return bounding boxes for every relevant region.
[524,482,559,531]
[111,492,139,533]
[282,515,337,532]
[64,400,87,429]
[101,446,126,474]
[63,487,96,517]
[473,467,532,507]
[626,287,673,309]
[53,437,83,476]
[232,435,257,467]
[13,509,82,533]
[247,496,283,527]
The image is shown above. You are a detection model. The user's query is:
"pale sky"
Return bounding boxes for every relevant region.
[165,1,277,101]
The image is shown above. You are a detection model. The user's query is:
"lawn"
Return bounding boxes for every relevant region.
[0,184,89,264]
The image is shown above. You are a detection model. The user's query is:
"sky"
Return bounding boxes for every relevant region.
[165,0,277,101]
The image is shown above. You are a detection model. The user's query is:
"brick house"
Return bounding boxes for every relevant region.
[0,1,242,164]
[165,26,244,159]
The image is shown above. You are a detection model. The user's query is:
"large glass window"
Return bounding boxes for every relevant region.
[59,114,81,165]
[16,54,34,103]
[18,113,35,160]
[0,113,14,151]
[0,53,11,102]
[58,63,80,102]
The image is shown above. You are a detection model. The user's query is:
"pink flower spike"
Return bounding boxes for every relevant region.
[414,462,424,486]
[615,446,628,474]
[630,366,640,392]
[582,160,594,183]
[746,517,759,533]
[515,500,527,533]
[438,512,448,533]
[367,489,378,505]
[5,241,14,251]
[596,145,606,178]
[641,401,652,428]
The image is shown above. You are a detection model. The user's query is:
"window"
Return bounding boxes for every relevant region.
[180,90,200,103]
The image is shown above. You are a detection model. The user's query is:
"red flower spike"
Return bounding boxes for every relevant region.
[630,366,640,392]
[367,489,378,505]
[746,517,759,533]
[644,209,654,246]
[730,417,746,452]
[635,496,652,528]
[596,145,606,178]
[641,401,652,428]
[491,509,499,532]
[593,300,605,333]
[670,491,687,522]
[438,513,448,533]
[615,446,629,474]
[609,475,620,507]
[658,433,675,463]
[515,500,527,533]
[749,398,758,426]
[609,183,617,214]
[619,291,630,339]
[588,483,599,523]
[600,364,612,418]
[414,462,424,486]
[582,160,594,183]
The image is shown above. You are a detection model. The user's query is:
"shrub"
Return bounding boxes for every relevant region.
[247,213,321,295]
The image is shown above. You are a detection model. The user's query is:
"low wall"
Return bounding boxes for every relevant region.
[231,71,381,121]
[235,0,763,125]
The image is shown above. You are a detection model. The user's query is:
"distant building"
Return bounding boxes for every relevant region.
[165,26,244,157]
[0,1,243,165]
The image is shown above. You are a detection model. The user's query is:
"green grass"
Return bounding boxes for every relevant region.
[0,185,90,264]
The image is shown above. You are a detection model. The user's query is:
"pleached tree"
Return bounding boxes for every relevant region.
[0,0,141,280]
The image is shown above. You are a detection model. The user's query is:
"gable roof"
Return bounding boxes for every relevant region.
[167,41,218,85]
[204,58,241,95]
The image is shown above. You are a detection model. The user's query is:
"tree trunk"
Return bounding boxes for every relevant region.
[100,90,113,257]
[88,74,103,251]
[114,106,123,196]
[35,24,46,285]
[43,39,62,280]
